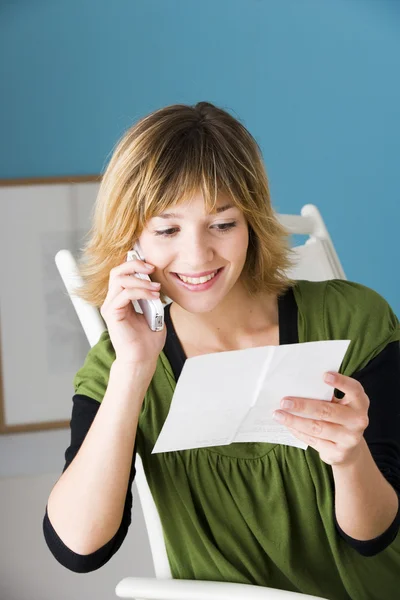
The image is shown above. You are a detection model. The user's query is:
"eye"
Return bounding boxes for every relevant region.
[214,221,237,233]
[154,222,237,237]
[154,227,180,237]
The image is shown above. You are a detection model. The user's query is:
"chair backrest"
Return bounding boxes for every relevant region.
[277,204,346,281]
[55,203,346,580]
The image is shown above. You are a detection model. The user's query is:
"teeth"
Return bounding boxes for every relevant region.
[177,270,218,284]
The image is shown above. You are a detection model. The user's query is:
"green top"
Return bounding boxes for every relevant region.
[74,280,400,599]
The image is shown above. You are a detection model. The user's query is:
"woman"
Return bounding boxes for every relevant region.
[44,102,400,598]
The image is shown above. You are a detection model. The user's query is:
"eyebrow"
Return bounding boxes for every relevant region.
[154,203,235,219]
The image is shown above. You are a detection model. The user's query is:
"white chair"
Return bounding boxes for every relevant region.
[277,204,346,281]
[55,204,344,600]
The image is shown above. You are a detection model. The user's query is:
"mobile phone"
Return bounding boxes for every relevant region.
[126,241,164,331]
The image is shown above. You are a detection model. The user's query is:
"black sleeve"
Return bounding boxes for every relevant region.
[43,394,137,573]
[334,341,400,556]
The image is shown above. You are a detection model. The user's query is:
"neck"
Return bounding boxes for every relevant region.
[170,285,279,349]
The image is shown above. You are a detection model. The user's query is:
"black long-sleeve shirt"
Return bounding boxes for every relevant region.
[44,288,400,572]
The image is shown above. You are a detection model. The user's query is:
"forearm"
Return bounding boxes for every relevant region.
[47,360,154,555]
[332,437,399,540]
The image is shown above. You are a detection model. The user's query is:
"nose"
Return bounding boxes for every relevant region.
[179,232,214,270]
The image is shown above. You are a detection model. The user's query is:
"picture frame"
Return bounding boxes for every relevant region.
[0,176,101,433]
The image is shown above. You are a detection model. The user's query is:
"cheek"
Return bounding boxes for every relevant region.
[138,232,165,264]
[231,227,249,261]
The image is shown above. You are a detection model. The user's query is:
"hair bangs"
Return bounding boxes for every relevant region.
[137,129,235,223]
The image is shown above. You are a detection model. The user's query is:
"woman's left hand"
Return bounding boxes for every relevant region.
[273,372,370,466]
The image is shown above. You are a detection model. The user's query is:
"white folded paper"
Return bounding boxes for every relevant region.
[152,339,351,453]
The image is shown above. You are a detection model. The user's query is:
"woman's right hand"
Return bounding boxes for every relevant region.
[100,257,167,369]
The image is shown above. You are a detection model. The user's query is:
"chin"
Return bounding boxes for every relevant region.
[165,292,224,314]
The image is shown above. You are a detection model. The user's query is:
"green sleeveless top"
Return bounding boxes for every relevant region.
[74,280,400,599]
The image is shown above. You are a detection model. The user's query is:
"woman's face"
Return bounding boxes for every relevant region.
[138,190,249,313]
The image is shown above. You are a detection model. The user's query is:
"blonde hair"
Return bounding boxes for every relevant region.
[77,101,295,306]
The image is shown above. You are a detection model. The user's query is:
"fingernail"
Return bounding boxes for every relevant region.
[151,291,160,297]
[144,263,154,269]
[273,411,285,422]
[324,372,336,384]
[281,399,294,409]
[150,282,161,288]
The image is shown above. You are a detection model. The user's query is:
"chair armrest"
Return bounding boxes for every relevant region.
[115,577,326,599]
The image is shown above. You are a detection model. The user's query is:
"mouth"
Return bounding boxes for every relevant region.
[171,267,224,292]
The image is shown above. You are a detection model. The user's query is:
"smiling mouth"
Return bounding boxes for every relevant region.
[173,268,222,278]
[172,267,223,285]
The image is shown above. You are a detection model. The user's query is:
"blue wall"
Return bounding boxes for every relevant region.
[1,0,399,314]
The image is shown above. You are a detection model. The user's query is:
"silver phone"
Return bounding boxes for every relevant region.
[126,242,164,331]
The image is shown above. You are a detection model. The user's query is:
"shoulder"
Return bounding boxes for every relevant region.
[295,279,399,373]
[293,278,393,310]
[323,278,395,313]
[322,279,398,336]
[73,331,116,403]
[294,278,398,323]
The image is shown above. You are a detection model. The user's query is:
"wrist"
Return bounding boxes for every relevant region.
[111,358,156,382]
[331,438,368,472]
[105,359,155,413]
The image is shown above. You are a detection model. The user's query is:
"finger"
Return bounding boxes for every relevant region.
[109,258,155,283]
[279,396,349,426]
[287,427,336,454]
[324,372,368,409]
[107,274,161,304]
[332,394,352,406]
[103,286,161,315]
[273,410,350,444]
